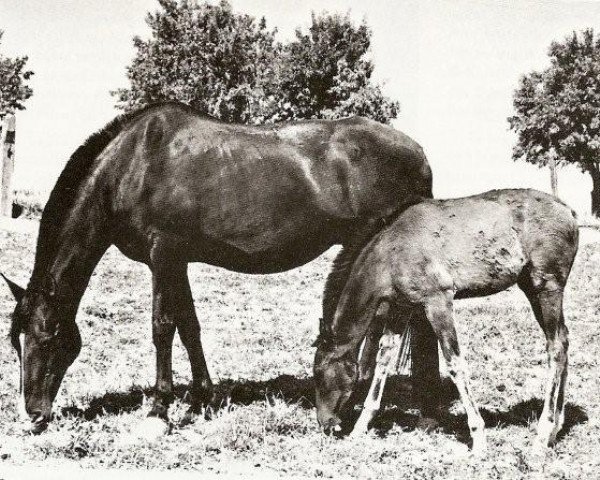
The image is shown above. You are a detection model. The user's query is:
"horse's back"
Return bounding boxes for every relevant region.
[99,103,432,271]
[370,189,578,301]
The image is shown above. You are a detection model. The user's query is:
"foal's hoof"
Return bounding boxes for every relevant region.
[416,415,440,432]
[323,424,344,438]
[535,418,560,448]
[470,435,487,457]
[348,427,368,439]
[126,417,169,443]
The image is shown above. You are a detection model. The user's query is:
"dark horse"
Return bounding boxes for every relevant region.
[314,189,578,453]
[2,101,437,434]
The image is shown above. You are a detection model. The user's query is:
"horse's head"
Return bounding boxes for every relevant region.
[2,273,81,433]
[313,320,360,436]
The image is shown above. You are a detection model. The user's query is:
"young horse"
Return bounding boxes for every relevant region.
[314,189,578,453]
[0,101,439,435]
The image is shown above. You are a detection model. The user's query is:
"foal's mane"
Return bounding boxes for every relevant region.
[32,101,199,278]
[319,196,425,341]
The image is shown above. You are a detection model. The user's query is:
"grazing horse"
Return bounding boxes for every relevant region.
[1,101,437,434]
[314,189,579,453]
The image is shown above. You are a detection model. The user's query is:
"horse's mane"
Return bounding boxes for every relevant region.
[32,101,200,279]
[318,196,426,343]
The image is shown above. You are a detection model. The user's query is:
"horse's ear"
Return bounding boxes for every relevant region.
[41,274,57,297]
[313,318,333,347]
[1,273,25,302]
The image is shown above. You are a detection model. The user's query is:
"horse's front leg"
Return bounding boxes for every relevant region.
[149,288,177,423]
[173,264,214,413]
[128,262,179,440]
[130,260,213,440]
[149,261,214,416]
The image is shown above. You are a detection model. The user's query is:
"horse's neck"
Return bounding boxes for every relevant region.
[33,193,111,306]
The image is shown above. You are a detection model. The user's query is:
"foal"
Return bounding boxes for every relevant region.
[314,189,579,453]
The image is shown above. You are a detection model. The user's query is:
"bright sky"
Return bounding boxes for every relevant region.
[2,0,600,213]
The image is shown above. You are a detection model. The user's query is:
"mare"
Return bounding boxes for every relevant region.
[313,189,579,453]
[1,101,437,434]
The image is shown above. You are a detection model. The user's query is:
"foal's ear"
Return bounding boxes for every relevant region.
[0,273,25,302]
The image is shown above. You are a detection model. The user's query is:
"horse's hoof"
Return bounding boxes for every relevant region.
[21,417,48,435]
[127,417,169,443]
[180,408,208,428]
[191,383,215,405]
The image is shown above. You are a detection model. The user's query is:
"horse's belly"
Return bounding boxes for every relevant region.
[452,242,527,298]
[183,225,337,273]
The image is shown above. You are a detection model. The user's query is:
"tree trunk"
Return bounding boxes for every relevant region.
[549,155,558,197]
[590,164,600,217]
[0,114,16,217]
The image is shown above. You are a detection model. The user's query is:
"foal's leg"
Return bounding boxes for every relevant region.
[519,275,569,447]
[357,307,386,382]
[350,327,402,437]
[424,292,486,453]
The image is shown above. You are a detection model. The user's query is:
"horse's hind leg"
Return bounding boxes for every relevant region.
[423,292,486,453]
[518,274,569,447]
[411,308,442,427]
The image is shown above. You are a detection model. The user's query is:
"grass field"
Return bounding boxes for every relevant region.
[0,220,599,478]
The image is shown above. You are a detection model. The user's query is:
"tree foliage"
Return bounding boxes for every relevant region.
[509,29,600,213]
[114,0,398,124]
[0,30,34,115]
[112,0,279,123]
[274,12,398,123]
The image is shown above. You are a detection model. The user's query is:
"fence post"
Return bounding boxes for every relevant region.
[0,113,16,216]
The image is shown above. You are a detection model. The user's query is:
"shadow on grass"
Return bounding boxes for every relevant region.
[371,376,588,447]
[60,374,316,421]
[61,373,587,447]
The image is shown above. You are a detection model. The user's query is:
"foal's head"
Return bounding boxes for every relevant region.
[4,274,81,433]
[313,318,362,435]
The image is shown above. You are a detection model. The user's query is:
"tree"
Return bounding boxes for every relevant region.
[112,0,281,123]
[0,30,34,217]
[274,12,398,123]
[114,1,399,124]
[0,30,34,114]
[508,29,600,215]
